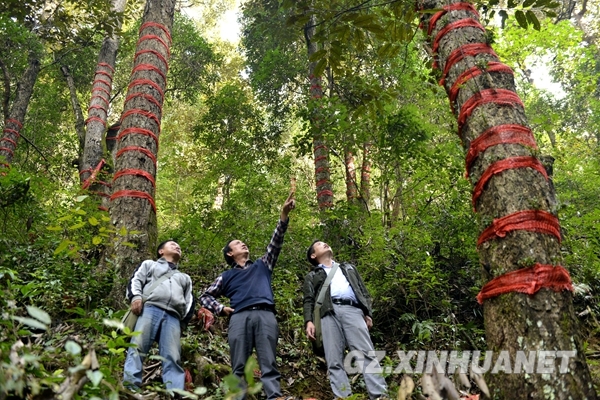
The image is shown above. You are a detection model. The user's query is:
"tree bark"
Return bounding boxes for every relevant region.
[344,148,358,202]
[108,0,175,305]
[360,141,371,208]
[80,0,127,207]
[305,14,334,210]
[418,0,597,398]
[0,55,40,167]
[60,65,86,161]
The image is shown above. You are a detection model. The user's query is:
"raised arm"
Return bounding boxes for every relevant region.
[262,191,295,270]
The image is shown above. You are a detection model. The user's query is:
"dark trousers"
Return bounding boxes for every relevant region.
[228,309,281,399]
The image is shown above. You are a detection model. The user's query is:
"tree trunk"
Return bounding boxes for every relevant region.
[108,0,175,305]
[418,0,596,397]
[305,14,333,210]
[60,65,86,161]
[344,148,358,202]
[80,0,127,207]
[360,141,371,208]
[0,56,40,167]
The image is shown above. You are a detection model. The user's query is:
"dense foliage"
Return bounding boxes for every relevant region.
[1,0,600,398]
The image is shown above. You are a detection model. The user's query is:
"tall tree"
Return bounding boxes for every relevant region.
[305,14,334,210]
[0,55,40,168]
[418,0,596,397]
[108,0,175,304]
[79,0,127,204]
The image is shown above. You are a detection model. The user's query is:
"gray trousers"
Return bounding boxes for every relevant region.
[228,309,281,399]
[322,304,387,399]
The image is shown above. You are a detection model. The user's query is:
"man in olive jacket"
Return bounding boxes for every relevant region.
[303,241,387,399]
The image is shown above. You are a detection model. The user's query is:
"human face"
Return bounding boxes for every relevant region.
[310,241,333,264]
[227,240,250,263]
[159,241,181,262]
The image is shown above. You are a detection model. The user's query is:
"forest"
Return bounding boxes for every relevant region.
[1,0,600,398]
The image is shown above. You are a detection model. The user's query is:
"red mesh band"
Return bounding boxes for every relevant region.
[140,22,172,44]
[94,78,112,88]
[92,86,110,97]
[476,263,573,304]
[478,210,561,246]
[3,128,19,137]
[0,147,13,155]
[428,2,479,36]
[472,156,548,208]
[94,71,113,81]
[466,124,537,175]
[121,109,161,130]
[318,190,334,197]
[134,49,169,69]
[113,168,156,187]
[91,94,109,107]
[88,105,107,114]
[137,35,171,58]
[98,206,109,211]
[117,127,159,149]
[85,116,107,126]
[97,62,115,73]
[6,118,23,129]
[125,92,162,110]
[315,155,327,163]
[458,89,523,131]
[0,137,17,147]
[448,62,514,108]
[82,159,106,189]
[432,19,485,55]
[132,63,166,83]
[316,178,330,187]
[116,146,158,168]
[438,43,498,85]
[315,166,330,174]
[128,79,165,101]
[314,144,327,152]
[110,190,156,213]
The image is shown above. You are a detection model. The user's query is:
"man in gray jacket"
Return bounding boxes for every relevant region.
[303,241,387,399]
[123,240,194,392]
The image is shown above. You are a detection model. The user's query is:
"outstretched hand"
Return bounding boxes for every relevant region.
[280,190,296,221]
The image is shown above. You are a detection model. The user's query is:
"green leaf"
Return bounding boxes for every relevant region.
[12,316,47,330]
[46,226,62,231]
[88,216,99,226]
[507,0,518,8]
[69,222,86,230]
[92,236,102,245]
[118,226,127,236]
[26,306,51,324]
[526,10,540,30]
[313,58,327,78]
[514,10,528,29]
[523,0,536,7]
[58,215,73,222]
[76,195,88,202]
[73,209,87,215]
[65,340,82,355]
[54,239,72,255]
[86,370,103,387]
[308,49,327,62]
[488,0,500,5]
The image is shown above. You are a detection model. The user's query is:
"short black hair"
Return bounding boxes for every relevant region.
[157,239,174,259]
[223,240,235,266]
[306,240,320,266]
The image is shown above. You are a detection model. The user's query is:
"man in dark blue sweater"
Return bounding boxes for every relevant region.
[199,192,295,399]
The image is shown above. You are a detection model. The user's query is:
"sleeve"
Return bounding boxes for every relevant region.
[302,272,316,326]
[354,268,373,318]
[199,275,225,315]
[126,260,151,303]
[181,275,195,323]
[261,218,289,271]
